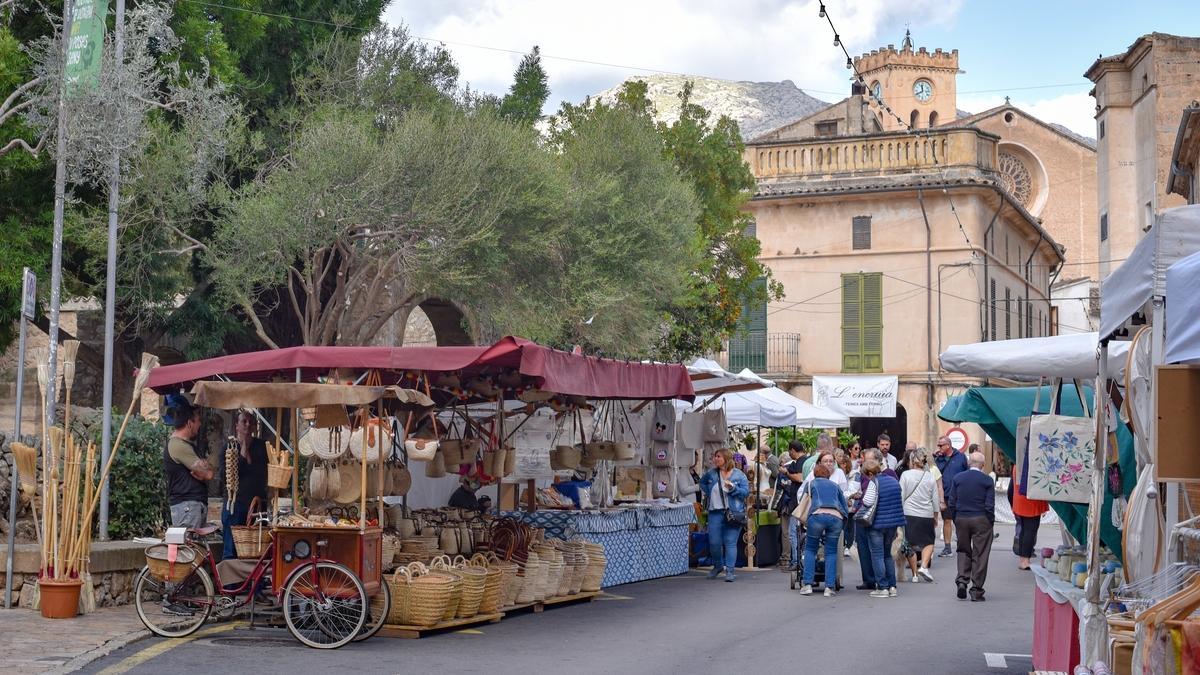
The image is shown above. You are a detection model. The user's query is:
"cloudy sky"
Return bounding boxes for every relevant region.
[383,0,1200,139]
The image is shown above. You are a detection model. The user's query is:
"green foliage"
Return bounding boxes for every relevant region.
[498,46,549,125]
[96,415,170,539]
[837,429,859,449]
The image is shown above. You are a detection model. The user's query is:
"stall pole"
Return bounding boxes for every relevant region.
[359,405,368,531]
[4,270,33,608]
[496,396,503,515]
[293,368,300,511]
[376,399,385,527]
[1085,364,1108,605]
[1151,297,1177,564]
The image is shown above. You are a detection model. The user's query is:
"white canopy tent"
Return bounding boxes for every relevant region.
[1166,250,1200,364]
[678,386,850,429]
[938,332,1129,381]
[1100,205,1200,340]
[687,357,774,396]
[738,370,851,427]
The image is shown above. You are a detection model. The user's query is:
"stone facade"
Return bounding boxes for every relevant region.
[856,42,960,132]
[1086,33,1200,277]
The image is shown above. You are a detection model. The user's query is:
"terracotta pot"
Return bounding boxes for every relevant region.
[39,578,83,619]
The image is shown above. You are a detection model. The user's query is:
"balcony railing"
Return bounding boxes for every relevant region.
[746,128,999,182]
[717,332,802,378]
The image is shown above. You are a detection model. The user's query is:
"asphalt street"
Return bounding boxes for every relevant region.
[80,522,1056,675]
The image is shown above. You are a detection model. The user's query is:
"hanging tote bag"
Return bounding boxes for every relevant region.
[854,479,879,527]
[1026,379,1095,504]
[651,401,675,443]
[791,482,814,526]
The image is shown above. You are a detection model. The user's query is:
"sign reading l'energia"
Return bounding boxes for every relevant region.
[812,375,898,418]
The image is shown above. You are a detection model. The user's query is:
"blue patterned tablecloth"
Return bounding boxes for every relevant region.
[502,503,695,588]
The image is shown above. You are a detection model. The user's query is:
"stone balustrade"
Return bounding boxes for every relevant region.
[747,128,999,181]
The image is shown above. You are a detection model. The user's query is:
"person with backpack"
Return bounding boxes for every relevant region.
[797,461,849,597]
[859,457,907,598]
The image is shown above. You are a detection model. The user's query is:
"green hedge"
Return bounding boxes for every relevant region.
[93,415,170,540]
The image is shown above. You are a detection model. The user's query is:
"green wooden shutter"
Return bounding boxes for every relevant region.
[841,274,862,372]
[842,272,883,373]
[730,278,767,372]
[862,273,883,372]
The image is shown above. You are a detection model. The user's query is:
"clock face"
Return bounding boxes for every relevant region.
[870,82,881,101]
[913,80,933,103]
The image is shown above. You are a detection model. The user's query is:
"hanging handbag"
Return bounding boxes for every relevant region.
[854,478,879,526]
[651,401,675,442]
[718,473,747,526]
[791,481,813,526]
[1026,378,1095,504]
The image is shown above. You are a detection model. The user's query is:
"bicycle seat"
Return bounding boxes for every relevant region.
[188,524,220,537]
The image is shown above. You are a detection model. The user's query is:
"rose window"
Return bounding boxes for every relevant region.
[998,152,1033,207]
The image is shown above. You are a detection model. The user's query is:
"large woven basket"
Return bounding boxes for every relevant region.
[469,554,505,614]
[144,544,199,583]
[386,563,453,627]
[483,554,520,608]
[515,550,541,605]
[424,560,463,621]
[580,541,607,592]
[231,525,270,560]
[451,556,487,618]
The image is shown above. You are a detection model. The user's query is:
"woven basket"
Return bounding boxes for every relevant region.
[381,535,400,570]
[386,563,453,627]
[482,554,520,608]
[515,551,541,605]
[266,463,293,489]
[450,556,487,618]
[231,524,270,559]
[425,559,463,621]
[144,544,199,583]
[468,554,505,614]
[580,542,607,592]
[550,445,581,470]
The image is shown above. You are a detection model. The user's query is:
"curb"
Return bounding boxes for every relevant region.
[48,627,151,674]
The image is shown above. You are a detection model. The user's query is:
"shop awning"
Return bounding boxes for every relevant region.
[939,333,1129,381]
[937,385,1135,560]
[1100,205,1200,340]
[149,337,695,401]
[190,381,433,410]
[1166,250,1200,364]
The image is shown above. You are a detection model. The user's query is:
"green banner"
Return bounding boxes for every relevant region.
[63,0,110,92]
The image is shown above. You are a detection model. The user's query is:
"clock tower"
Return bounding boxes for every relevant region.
[854,30,961,132]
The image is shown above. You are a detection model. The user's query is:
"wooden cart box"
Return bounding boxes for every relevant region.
[272,525,382,596]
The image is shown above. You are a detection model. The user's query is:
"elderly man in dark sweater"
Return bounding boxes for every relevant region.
[947,451,995,601]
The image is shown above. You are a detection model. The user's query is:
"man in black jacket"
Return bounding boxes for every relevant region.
[947,451,995,601]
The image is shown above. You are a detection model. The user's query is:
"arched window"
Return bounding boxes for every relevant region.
[929,110,939,127]
[909,109,919,129]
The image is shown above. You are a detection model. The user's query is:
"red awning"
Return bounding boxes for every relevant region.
[147,337,694,401]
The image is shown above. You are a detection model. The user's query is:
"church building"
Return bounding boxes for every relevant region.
[738,33,1095,449]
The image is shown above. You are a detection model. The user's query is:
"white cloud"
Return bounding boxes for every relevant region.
[958,90,1097,139]
[383,0,963,111]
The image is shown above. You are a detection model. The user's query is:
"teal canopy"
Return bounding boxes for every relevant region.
[938,385,1136,562]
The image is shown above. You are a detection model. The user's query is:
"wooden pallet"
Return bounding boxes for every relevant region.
[377,612,504,639]
[501,590,601,614]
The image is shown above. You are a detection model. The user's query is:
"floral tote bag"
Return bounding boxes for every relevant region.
[1026,381,1095,504]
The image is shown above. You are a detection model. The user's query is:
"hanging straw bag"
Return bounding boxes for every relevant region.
[231,497,270,559]
[424,449,447,478]
[440,409,470,467]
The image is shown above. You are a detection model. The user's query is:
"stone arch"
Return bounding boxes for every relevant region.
[929,110,939,127]
[909,109,919,129]
[996,141,1050,217]
[414,297,475,346]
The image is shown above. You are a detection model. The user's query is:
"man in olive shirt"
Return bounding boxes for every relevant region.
[163,398,213,528]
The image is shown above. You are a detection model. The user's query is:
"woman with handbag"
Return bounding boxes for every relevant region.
[797,461,849,597]
[699,448,750,582]
[859,458,906,598]
[899,448,941,582]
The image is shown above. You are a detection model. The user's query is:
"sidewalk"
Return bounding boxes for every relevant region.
[0,604,148,674]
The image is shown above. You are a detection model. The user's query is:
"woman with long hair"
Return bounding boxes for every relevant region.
[798,461,849,597]
[899,447,941,582]
[699,448,750,582]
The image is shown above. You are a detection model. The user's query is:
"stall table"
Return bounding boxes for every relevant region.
[504,503,695,587]
[1030,565,1084,672]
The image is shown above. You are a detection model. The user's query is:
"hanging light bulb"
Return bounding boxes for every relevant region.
[845,57,852,69]
[819,3,826,18]
[833,33,840,47]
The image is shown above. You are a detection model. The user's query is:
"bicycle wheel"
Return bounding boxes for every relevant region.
[133,565,214,638]
[283,562,367,649]
[352,581,391,642]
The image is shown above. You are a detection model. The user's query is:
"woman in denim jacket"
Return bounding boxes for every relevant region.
[699,448,750,582]
[798,460,849,596]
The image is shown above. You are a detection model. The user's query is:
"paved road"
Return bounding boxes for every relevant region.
[81,523,1053,675]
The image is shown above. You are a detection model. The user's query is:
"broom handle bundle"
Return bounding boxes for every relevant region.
[71,395,142,562]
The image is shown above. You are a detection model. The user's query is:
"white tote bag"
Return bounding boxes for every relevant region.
[1026,381,1095,504]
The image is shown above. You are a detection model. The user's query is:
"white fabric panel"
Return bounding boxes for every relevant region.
[939,332,1129,381]
[1166,250,1200,363]
[1100,205,1200,339]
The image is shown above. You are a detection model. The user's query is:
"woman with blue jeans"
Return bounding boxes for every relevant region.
[699,448,750,582]
[859,458,907,598]
[799,459,849,597]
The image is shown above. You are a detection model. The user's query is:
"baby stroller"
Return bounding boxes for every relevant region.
[790,529,844,591]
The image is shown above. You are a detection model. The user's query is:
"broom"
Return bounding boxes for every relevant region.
[33,348,48,571]
[72,353,160,566]
[46,426,64,578]
[57,341,80,581]
[11,441,40,551]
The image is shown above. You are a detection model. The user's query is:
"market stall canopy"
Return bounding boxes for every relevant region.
[149,337,695,402]
[937,385,1135,561]
[1100,205,1200,340]
[687,358,774,396]
[190,381,433,410]
[748,379,851,428]
[1166,250,1200,364]
[677,392,796,427]
[939,333,1129,381]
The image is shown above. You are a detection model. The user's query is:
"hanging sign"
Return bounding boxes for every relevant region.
[812,374,898,418]
[21,269,36,321]
[510,411,557,479]
[64,0,111,92]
